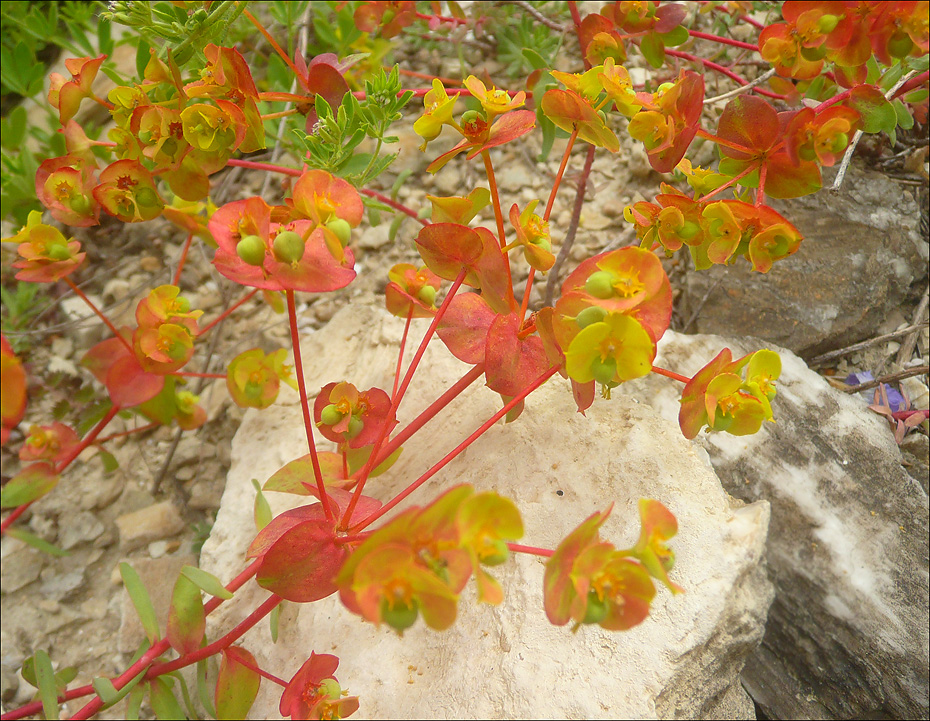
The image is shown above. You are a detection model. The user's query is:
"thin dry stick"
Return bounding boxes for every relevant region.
[896,284,929,370]
[499,0,571,32]
[681,277,723,333]
[703,68,776,105]
[837,365,930,394]
[807,320,930,367]
[544,145,596,308]
[833,69,918,191]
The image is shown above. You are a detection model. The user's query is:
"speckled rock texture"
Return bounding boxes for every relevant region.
[200,306,773,719]
[623,331,930,720]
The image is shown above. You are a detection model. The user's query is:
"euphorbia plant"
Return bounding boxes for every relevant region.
[1,1,926,718]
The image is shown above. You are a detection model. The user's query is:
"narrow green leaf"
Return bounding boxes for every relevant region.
[903,88,929,104]
[167,573,205,656]
[215,647,261,720]
[640,33,666,69]
[135,39,151,80]
[126,683,146,720]
[92,677,119,706]
[34,650,60,720]
[166,671,197,720]
[6,528,70,557]
[180,566,233,600]
[269,602,281,643]
[252,478,271,531]
[892,98,915,130]
[196,657,218,720]
[99,449,120,473]
[149,677,186,720]
[522,47,549,71]
[1,463,59,508]
[120,562,161,644]
[658,25,689,47]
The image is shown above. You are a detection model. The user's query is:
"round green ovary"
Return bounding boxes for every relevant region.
[381,598,418,631]
[272,230,306,264]
[585,271,616,299]
[326,218,352,246]
[320,404,343,426]
[576,305,608,329]
[236,235,266,266]
[417,285,437,306]
[591,356,617,385]
[582,590,609,624]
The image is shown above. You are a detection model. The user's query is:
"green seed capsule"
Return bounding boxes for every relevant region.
[480,539,510,566]
[418,285,437,306]
[576,306,608,329]
[69,193,92,215]
[319,679,341,700]
[320,403,343,426]
[136,187,160,208]
[273,230,305,264]
[381,598,418,632]
[236,235,266,266]
[46,243,72,261]
[887,31,914,59]
[798,144,818,162]
[326,218,352,246]
[591,356,617,385]
[347,415,364,439]
[677,220,700,240]
[830,132,849,153]
[800,43,828,61]
[176,297,190,313]
[583,591,609,625]
[817,14,839,33]
[461,110,481,124]
[585,271,616,299]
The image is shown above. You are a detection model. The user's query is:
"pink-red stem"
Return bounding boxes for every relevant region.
[198,289,259,337]
[688,29,758,52]
[360,188,428,226]
[651,365,691,384]
[172,234,193,286]
[63,278,132,355]
[508,542,554,558]
[393,308,414,400]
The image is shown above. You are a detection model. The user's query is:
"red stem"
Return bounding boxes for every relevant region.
[415,10,468,25]
[393,308,414,400]
[397,68,463,85]
[544,127,579,222]
[173,371,226,379]
[226,158,301,177]
[63,277,132,355]
[242,8,305,86]
[665,49,785,100]
[693,128,755,156]
[0,504,30,535]
[95,422,159,444]
[691,158,760,202]
[341,270,468,527]
[146,595,283,678]
[197,289,259,337]
[756,161,767,207]
[366,363,486,473]
[688,29,758,52]
[286,290,334,521]
[360,188,428,226]
[508,542,554,558]
[893,70,929,99]
[172,234,193,286]
[233,656,288,688]
[350,365,560,533]
[651,365,691,384]
[481,150,508,249]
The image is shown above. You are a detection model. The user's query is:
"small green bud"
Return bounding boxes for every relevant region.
[236,235,266,266]
[817,13,839,34]
[417,285,437,306]
[480,538,510,566]
[582,590,609,624]
[677,220,700,240]
[829,132,849,153]
[272,230,306,264]
[318,679,341,700]
[381,598,418,632]
[461,109,481,125]
[175,296,190,313]
[320,403,343,426]
[46,243,72,261]
[325,218,352,247]
[576,305,608,329]
[346,415,364,439]
[136,187,160,208]
[655,82,674,95]
[591,356,617,386]
[800,43,828,61]
[798,144,817,162]
[69,193,92,215]
[887,31,914,59]
[584,271,616,299]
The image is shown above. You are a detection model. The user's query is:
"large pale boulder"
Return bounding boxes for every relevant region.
[200,306,772,719]
[623,331,930,720]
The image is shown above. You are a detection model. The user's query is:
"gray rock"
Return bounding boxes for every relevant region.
[0,538,44,594]
[38,568,85,602]
[681,163,928,357]
[623,331,930,720]
[117,555,197,653]
[115,501,186,551]
[201,306,773,719]
[357,223,392,251]
[58,511,105,550]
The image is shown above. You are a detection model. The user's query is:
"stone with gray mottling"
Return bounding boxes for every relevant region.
[201,306,773,719]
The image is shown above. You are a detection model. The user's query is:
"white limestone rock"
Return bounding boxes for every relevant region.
[622,331,930,720]
[200,306,772,719]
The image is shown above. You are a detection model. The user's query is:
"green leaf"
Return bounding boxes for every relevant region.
[92,677,119,706]
[880,62,905,93]
[892,98,915,130]
[149,677,187,721]
[903,88,929,104]
[252,478,272,531]
[165,671,198,720]
[522,47,550,71]
[866,56,881,85]
[804,74,826,101]
[180,566,233,600]
[215,647,261,720]
[126,683,146,720]
[658,25,689,47]
[6,528,70,557]
[99,449,120,473]
[196,657,218,720]
[269,602,282,643]
[120,562,161,644]
[848,86,897,134]
[167,573,205,655]
[136,39,152,80]
[34,650,60,720]
[1,463,59,509]
[1,105,27,150]
[640,33,666,69]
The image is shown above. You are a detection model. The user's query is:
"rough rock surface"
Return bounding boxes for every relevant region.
[200,306,773,719]
[623,331,930,720]
[681,163,928,357]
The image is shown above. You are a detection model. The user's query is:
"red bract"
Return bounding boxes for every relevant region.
[19,423,80,464]
[279,653,359,720]
[313,382,397,449]
[35,155,100,227]
[627,70,704,173]
[354,0,417,38]
[385,263,442,318]
[82,332,165,409]
[285,170,364,261]
[47,54,106,124]
[785,105,860,166]
[627,499,684,593]
[426,110,536,173]
[226,348,297,410]
[1,337,27,446]
[541,88,620,152]
[578,14,626,65]
[93,159,165,223]
[210,197,357,293]
[7,211,85,283]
